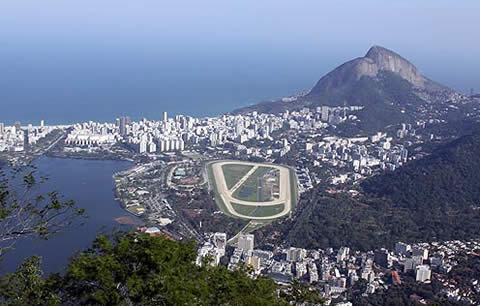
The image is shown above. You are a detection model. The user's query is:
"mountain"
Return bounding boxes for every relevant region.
[257,132,480,251]
[308,45,447,96]
[234,46,456,132]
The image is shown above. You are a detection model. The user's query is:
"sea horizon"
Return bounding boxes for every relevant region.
[1,48,477,126]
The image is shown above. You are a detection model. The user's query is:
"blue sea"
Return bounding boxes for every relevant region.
[0,47,476,126]
[0,50,326,126]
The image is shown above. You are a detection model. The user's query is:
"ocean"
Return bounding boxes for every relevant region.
[0,50,323,126]
[0,48,476,126]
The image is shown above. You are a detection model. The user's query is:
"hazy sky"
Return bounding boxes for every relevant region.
[1,1,479,123]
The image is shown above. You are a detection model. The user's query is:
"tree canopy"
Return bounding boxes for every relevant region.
[0,231,325,305]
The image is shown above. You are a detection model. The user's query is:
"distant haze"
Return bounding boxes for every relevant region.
[0,1,479,125]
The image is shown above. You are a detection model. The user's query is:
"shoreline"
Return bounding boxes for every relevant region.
[39,154,142,224]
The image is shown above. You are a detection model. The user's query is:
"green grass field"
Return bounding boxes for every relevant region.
[231,166,273,202]
[231,203,285,218]
[221,164,253,190]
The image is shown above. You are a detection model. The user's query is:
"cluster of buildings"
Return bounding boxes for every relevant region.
[307,131,411,175]
[0,121,55,152]
[113,161,176,221]
[65,121,118,146]
[63,106,364,158]
[302,127,419,186]
[196,232,228,266]
[196,232,480,304]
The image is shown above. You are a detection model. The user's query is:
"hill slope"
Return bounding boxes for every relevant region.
[362,132,480,210]
[308,45,447,97]
[260,133,480,250]
[234,46,456,132]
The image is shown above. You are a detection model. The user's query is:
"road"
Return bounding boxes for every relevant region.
[210,161,293,220]
[229,165,258,194]
[43,131,65,153]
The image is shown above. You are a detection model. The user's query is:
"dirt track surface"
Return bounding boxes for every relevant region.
[211,161,292,220]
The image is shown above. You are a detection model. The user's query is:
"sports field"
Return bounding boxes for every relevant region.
[231,203,285,218]
[207,160,297,220]
[221,164,253,190]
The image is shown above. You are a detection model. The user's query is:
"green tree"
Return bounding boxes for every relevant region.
[56,232,288,305]
[0,256,60,305]
[280,279,325,305]
[1,231,325,305]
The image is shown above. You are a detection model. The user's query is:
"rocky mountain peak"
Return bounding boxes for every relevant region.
[307,45,440,96]
[364,45,425,87]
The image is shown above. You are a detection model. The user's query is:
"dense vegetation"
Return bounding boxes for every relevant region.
[363,132,480,209]
[257,132,480,251]
[0,231,324,305]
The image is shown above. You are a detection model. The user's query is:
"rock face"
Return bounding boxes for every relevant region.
[365,46,425,87]
[308,45,440,96]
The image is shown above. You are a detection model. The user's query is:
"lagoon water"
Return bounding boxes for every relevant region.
[0,156,138,274]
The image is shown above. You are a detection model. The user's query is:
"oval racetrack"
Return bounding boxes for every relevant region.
[210,160,294,220]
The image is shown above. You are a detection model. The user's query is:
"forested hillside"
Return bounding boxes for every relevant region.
[258,133,480,250]
[363,132,480,209]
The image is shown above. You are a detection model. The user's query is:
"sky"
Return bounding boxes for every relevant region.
[0,1,479,124]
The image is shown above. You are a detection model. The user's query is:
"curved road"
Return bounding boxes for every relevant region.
[211,161,293,220]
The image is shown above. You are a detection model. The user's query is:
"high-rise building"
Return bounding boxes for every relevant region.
[235,121,244,136]
[0,122,4,134]
[374,248,391,268]
[412,246,429,260]
[23,129,30,152]
[213,232,227,250]
[321,106,329,122]
[395,242,411,256]
[237,233,254,252]
[14,121,21,132]
[415,265,431,283]
[287,247,306,262]
[163,112,168,123]
[336,247,350,263]
[148,142,157,153]
[138,140,147,153]
[119,117,128,136]
[40,120,44,128]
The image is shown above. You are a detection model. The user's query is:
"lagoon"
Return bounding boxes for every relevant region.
[0,156,139,274]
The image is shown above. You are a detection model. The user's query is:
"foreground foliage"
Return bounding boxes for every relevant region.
[0,164,86,257]
[0,232,324,305]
